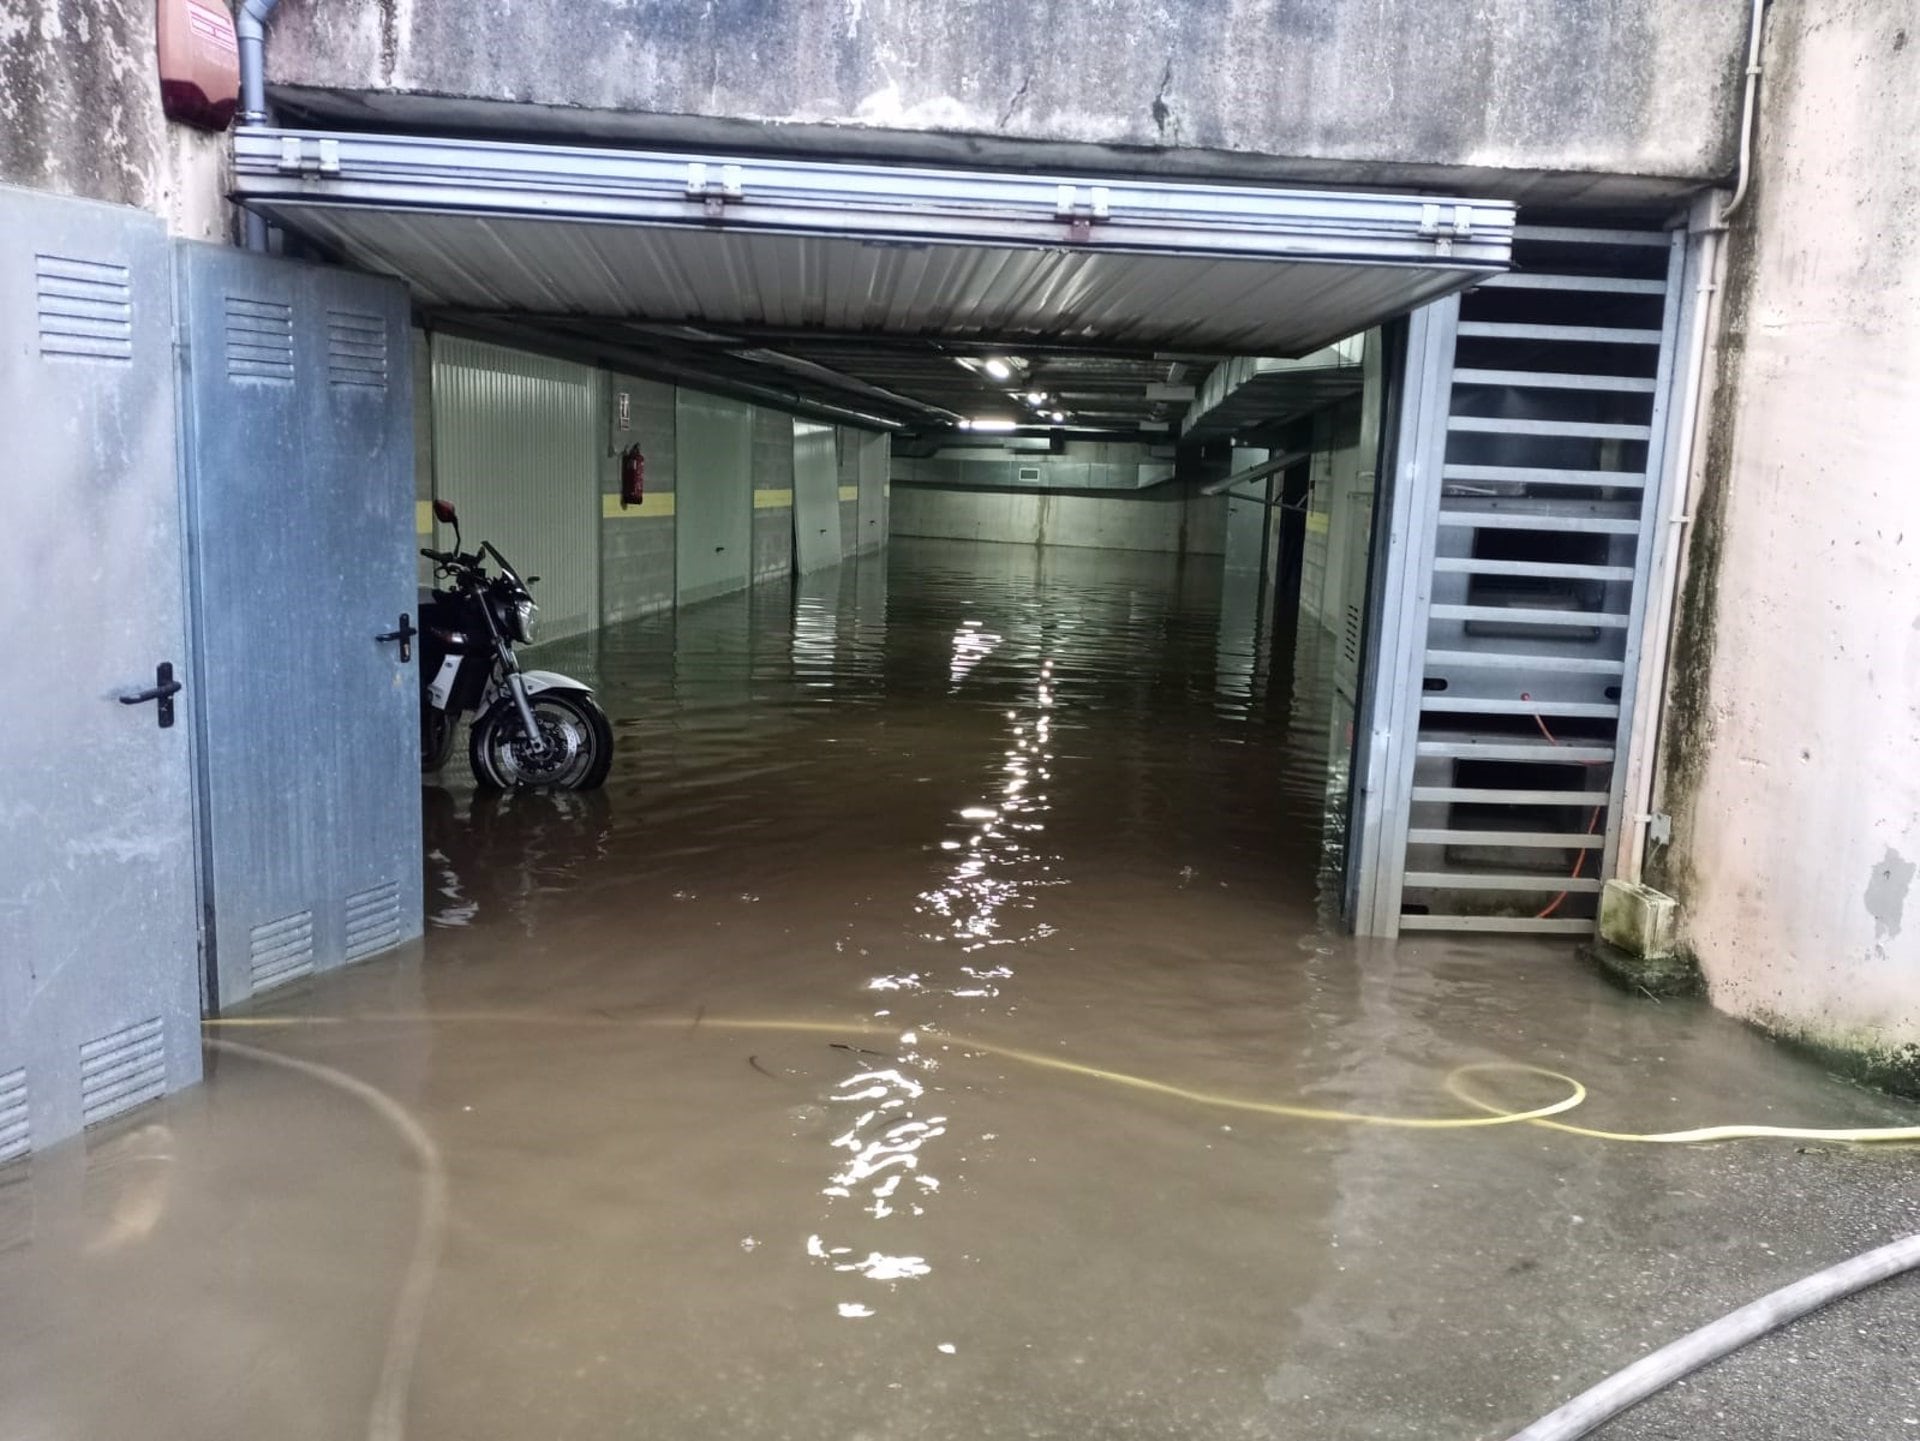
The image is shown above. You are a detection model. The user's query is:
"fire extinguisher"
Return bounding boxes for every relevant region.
[620,444,645,509]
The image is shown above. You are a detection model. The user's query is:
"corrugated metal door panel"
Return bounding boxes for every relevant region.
[675,391,753,604]
[178,244,423,1008]
[0,188,202,1161]
[431,335,599,640]
[793,420,842,572]
[855,432,887,552]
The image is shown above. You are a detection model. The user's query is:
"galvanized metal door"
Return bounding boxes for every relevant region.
[792,420,842,572]
[676,392,753,604]
[176,245,421,1007]
[0,185,202,1162]
[430,336,600,642]
[1223,447,1272,575]
[854,432,888,552]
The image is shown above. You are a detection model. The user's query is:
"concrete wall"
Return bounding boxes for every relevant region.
[266,0,1749,201]
[1,0,229,239]
[1650,0,1920,1079]
[602,376,677,624]
[891,486,1225,555]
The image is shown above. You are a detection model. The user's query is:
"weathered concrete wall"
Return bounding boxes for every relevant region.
[1,0,229,237]
[1650,0,1920,1081]
[266,0,1749,199]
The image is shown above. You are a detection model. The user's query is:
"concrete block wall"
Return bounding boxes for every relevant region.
[601,376,677,625]
[751,407,795,585]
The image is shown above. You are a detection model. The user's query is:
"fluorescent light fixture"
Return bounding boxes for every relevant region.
[983,358,1013,381]
[963,418,1019,432]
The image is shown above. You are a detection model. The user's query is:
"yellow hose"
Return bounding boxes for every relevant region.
[203,1012,1920,1146]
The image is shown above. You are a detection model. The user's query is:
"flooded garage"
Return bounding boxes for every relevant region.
[5,539,1916,1441]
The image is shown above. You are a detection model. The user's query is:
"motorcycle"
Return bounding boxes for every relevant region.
[417,499,614,790]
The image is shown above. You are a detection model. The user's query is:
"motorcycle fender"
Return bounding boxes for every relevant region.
[427,654,462,710]
[519,669,594,699]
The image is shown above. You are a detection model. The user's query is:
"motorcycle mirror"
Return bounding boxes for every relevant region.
[432,499,459,524]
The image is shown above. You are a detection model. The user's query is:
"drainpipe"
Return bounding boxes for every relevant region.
[1616,195,1728,884]
[235,0,283,251]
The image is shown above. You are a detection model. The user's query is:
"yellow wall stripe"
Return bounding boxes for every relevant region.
[415,500,434,535]
[753,488,793,510]
[604,492,675,519]
[838,485,859,503]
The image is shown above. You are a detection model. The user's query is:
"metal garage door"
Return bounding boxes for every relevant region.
[675,391,754,605]
[792,420,843,573]
[0,186,203,1161]
[430,336,600,641]
[231,131,1514,360]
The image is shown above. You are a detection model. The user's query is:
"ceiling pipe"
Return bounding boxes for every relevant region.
[235,0,283,251]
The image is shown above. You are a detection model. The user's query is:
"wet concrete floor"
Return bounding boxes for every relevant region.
[4,538,1918,1440]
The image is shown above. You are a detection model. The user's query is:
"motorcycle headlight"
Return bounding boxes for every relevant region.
[511,598,539,645]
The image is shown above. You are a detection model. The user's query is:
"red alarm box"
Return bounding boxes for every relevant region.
[157,0,240,131]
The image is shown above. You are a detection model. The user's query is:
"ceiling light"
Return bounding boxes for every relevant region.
[983,358,1013,381]
[1050,411,1067,424]
[1026,390,1048,406]
[964,418,1018,432]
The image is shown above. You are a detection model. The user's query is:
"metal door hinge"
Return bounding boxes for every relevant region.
[276,136,342,176]
[686,162,745,217]
[1055,185,1111,242]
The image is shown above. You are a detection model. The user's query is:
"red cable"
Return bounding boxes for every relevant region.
[1525,699,1603,921]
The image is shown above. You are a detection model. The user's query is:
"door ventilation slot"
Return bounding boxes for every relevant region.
[224,296,295,381]
[345,880,403,961]
[79,1017,166,1127]
[0,1068,29,1166]
[35,255,133,361]
[326,309,388,388]
[249,909,316,990]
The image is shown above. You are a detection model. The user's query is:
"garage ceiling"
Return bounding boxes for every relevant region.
[235,128,1514,432]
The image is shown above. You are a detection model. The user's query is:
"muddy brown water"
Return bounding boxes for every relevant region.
[4,539,1917,1440]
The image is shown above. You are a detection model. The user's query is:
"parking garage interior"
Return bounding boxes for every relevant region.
[8,107,1920,1440]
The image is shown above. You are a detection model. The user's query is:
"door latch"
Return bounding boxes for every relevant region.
[119,661,183,729]
[376,613,417,663]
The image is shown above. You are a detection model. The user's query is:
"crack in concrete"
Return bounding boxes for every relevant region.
[1150,57,1174,141]
[996,70,1033,130]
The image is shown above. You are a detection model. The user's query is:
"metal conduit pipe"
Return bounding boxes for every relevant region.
[1617,204,1724,883]
[1722,0,1769,221]
[1506,1229,1920,1440]
[235,0,284,251]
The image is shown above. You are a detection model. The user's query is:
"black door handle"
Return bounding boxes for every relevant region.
[376,613,416,663]
[120,661,182,729]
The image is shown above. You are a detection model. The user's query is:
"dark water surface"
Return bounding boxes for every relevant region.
[4,540,1917,1440]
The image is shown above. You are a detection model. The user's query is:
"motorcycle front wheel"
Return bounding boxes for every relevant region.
[469,692,614,791]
